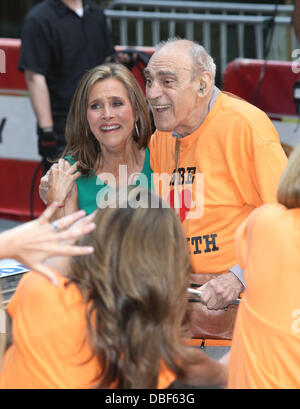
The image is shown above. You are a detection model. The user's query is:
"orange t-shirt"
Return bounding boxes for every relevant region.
[0,271,175,389]
[149,91,287,274]
[228,203,300,388]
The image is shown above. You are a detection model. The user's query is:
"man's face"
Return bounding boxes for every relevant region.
[144,46,202,136]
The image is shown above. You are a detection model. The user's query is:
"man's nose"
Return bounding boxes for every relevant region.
[146,80,162,100]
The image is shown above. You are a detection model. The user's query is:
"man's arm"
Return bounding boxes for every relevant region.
[24,70,53,128]
[200,271,243,310]
[199,264,245,310]
[25,70,59,159]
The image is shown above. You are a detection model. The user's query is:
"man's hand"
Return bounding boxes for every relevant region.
[200,272,244,310]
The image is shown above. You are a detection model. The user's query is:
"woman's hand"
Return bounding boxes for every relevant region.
[42,160,81,207]
[0,203,96,285]
[39,169,51,205]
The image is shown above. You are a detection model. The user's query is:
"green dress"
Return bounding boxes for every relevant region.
[66,147,153,215]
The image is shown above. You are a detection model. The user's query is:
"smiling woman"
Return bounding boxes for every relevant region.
[86,78,136,154]
[41,63,153,216]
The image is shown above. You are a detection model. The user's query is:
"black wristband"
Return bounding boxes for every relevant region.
[37,126,58,159]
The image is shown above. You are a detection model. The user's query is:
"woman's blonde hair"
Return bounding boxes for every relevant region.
[69,189,191,388]
[63,63,152,175]
[277,143,300,208]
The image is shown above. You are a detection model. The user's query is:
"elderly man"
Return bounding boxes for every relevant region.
[144,39,287,333]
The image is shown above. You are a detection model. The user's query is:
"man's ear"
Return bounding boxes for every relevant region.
[197,71,213,97]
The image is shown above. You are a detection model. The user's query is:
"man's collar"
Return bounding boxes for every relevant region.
[50,0,92,16]
[49,0,69,16]
[208,86,220,112]
[171,86,220,139]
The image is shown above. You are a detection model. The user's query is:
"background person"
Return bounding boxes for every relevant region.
[18,0,116,172]
[40,63,153,217]
[0,190,228,389]
[228,143,300,389]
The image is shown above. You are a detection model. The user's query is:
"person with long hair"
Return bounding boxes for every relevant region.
[228,144,300,388]
[40,62,153,217]
[0,190,227,388]
[0,203,96,369]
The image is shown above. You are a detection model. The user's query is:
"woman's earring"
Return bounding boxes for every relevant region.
[135,122,140,138]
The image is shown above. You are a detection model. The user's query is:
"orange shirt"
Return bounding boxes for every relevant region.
[0,271,175,389]
[228,203,300,388]
[149,91,287,274]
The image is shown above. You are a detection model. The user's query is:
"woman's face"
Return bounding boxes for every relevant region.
[87,78,135,153]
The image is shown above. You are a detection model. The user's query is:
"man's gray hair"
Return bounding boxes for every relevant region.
[156,38,216,80]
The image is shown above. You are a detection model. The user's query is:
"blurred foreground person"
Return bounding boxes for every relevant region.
[0,190,227,388]
[0,203,96,368]
[228,144,300,388]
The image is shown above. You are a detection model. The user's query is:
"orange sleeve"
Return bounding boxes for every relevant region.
[253,141,287,204]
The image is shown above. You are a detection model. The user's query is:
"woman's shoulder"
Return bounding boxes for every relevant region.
[7,270,83,320]
[247,203,290,236]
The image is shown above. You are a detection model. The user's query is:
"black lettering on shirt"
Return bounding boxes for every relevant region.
[169,166,197,186]
[203,234,219,253]
[186,167,196,184]
[187,233,219,255]
[191,236,202,254]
